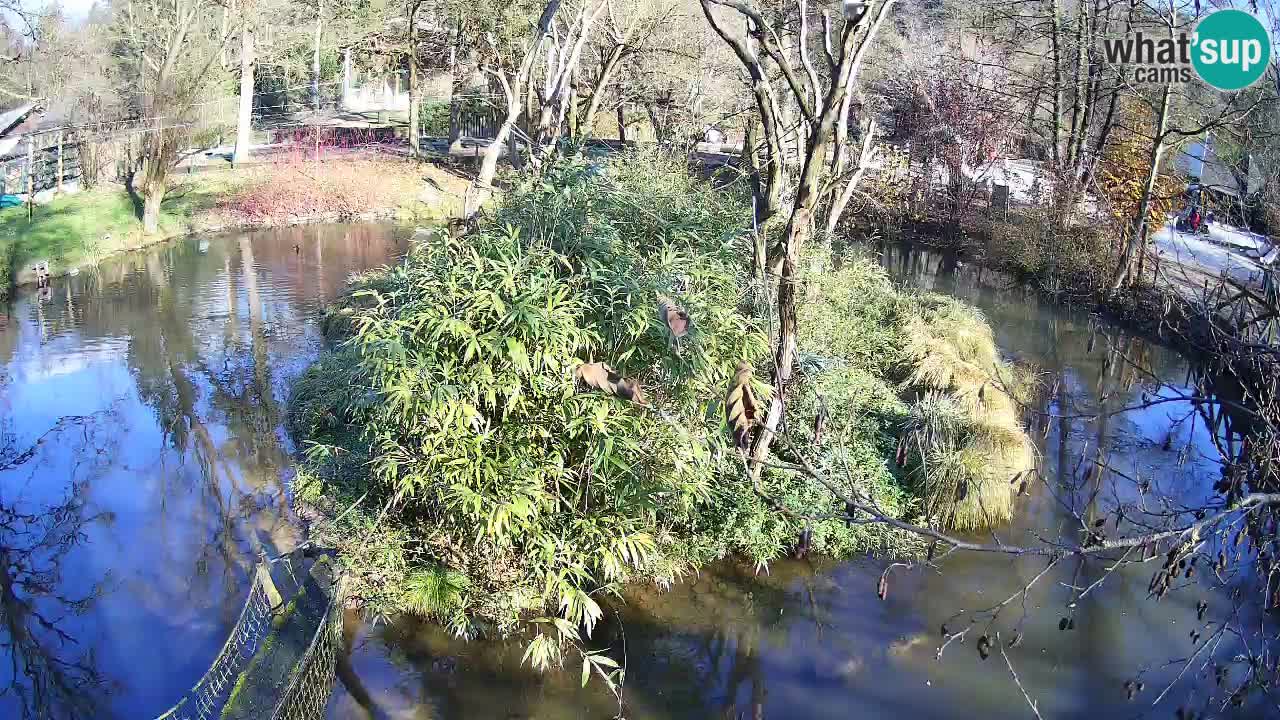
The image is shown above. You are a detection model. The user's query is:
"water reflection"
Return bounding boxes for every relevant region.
[329,242,1267,720]
[0,415,117,719]
[0,224,404,719]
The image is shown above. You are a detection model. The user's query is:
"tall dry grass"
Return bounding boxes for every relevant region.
[899,296,1037,531]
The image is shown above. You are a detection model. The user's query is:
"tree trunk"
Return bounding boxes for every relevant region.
[409,0,424,158]
[409,58,420,157]
[473,97,520,211]
[312,0,323,110]
[448,19,462,144]
[1110,82,1171,290]
[582,44,625,139]
[143,175,164,234]
[825,119,877,235]
[616,103,627,142]
[233,27,255,165]
[743,116,767,274]
[566,75,580,140]
[471,0,563,215]
[1049,0,1064,165]
[524,72,537,139]
[1087,0,1140,186]
[1065,0,1086,169]
[737,1,894,484]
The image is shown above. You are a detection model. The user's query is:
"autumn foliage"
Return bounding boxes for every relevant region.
[1095,104,1181,242]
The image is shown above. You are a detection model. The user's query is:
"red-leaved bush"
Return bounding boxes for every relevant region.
[221,151,422,224]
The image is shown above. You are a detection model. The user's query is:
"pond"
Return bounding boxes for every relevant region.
[0,224,408,719]
[0,227,1265,719]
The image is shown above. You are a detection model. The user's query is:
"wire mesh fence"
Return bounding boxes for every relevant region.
[269,575,346,720]
[153,565,277,720]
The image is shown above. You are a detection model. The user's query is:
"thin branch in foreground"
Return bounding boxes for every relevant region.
[998,633,1044,720]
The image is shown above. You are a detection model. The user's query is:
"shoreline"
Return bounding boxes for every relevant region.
[859,227,1278,420]
[0,157,469,302]
[860,224,1239,353]
[7,205,439,291]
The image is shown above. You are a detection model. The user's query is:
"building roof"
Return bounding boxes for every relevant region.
[1174,137,1263,197]
[0,102,40,137]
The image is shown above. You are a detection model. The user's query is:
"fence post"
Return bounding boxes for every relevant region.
[257,563,284,611]
[56,131,64,194]
[26,137,34,222]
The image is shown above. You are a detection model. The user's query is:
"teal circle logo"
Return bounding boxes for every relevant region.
[1192,10,1272,91]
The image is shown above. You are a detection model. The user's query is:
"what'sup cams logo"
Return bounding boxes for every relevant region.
[1102,9,1272,90]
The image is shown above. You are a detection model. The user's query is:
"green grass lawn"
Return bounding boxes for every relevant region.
[0,158,464,302]
[0,173,243,298]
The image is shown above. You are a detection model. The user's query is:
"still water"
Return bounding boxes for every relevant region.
[0,228,1266,719]
[0,224,406,719]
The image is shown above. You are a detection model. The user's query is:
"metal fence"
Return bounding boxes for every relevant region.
[450,105,501,141]
[0,130,83,196]
[154,565,280,720]
[269,573,346,720]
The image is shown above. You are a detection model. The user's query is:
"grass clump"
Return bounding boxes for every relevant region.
[795,251,1036,533]
[897,295,1036,531]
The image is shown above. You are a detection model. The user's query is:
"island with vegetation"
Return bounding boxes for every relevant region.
[288,151,1036,669]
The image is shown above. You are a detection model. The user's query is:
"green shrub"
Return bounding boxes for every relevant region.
[291,151,1033,659]
[795,249,1035,533]
[419,101,451,137]
[295,151,780,640]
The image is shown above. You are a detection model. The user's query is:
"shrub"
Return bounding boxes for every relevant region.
[419,101,451,137]
[294,151,778,642]
[984,208,1118,292]
[291,151,1034,662]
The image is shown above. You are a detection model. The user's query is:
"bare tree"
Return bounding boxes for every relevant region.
[233,21,255,164]
[408,0,427,158]
[575,0,687,140]
[468,0,564,216]
[529,0,608,151]
[114,0,232,233]
[700,0,897,478]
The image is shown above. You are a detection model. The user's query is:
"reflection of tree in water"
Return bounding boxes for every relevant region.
[0,416,116,720]
[330,560,822,720]
[119,238,299,613]
[610,562,815,720]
